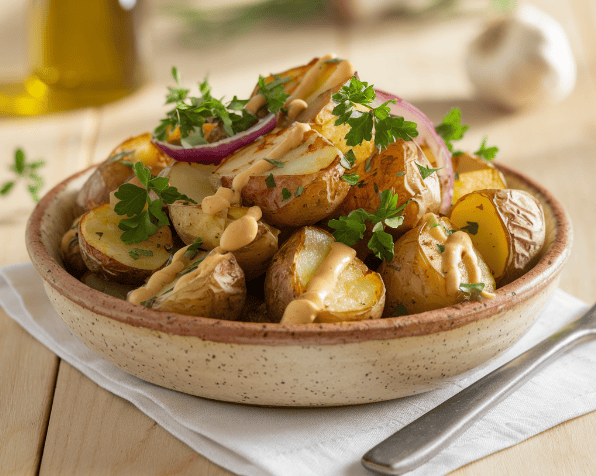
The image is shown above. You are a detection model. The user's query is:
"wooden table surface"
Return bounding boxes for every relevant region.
[2,0,596,474]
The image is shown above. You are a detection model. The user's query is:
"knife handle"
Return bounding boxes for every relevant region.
[361,302,596,475]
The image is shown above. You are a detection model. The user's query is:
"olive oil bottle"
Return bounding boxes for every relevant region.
[0,0,145,116]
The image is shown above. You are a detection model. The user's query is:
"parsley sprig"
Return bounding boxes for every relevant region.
[1,149,45,202]
[475,136,499,161]
[328,190,409,261]
[256,75,290,114]
[113,162,196,244]
[436,108,469,155]
[331,77,418,151]
[460,282,485,300]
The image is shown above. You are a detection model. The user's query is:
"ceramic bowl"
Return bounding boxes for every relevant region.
[26,163,572,407]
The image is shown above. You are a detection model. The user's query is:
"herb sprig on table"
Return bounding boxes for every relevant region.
[328,190,410,261]
[1,149,45,203]
[113,162,196,244]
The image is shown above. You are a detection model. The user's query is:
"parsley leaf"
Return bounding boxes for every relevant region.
[416,163,442,180]
[391,303,409,317]
[332,77,418,152]
[264,158,284,168]
[436,108,469,153]
[129,248,153,260]
[460,221,479,235]
[475,136,499,161]
[1,148,46,202]
[340,149,356,169]
[460,282,485,300]
[256,75,290,114]
[294,186,303,197]
[184,236,204,259]
[342,173,360,185]
[396,171,406,177]
[114,162,197,244]
[265,173,276,189]
[437,244,445,253]
[281,187,292,201]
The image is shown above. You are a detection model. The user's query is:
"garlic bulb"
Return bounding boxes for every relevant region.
[466,4,576,110]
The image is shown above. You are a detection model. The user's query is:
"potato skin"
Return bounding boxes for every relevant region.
[60,216,87,278]
[221,155,350,228]
[153,252,246,320]
[450,188,545,286]
[379,215,495,316]
[335,140,441,236]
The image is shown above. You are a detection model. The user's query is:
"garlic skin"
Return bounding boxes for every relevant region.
[466,4,577,110]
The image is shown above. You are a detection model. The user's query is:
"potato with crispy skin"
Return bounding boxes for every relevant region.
[168,203,279,279]
[264,226,385,323]
[379,214,495,316]
[451,153,507,205]
[78,204,173,285]
[335,139,441,235]
[60,215,87,278]
[145,250,246,320]
[76,133,173,212]
[214,127,350,228]
[449,189,545,286]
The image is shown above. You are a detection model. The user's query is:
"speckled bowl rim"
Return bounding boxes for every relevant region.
[26,163,572,346]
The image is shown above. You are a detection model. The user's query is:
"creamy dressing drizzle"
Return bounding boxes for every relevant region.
[280,242,356,324]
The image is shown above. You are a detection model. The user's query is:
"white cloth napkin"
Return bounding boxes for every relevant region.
[2,262,595,476]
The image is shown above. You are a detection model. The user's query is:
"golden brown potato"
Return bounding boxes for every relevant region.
[148,251,246,320]
[334,139,441,234]
[449,189,545,286]
[157,161,217,205]
[78,204,173,285]
[168,204,279,280]
[60,215,87,278]
[264,226,385,323]
[214,128,350,228]
[451,153,507,205]
[379,214,496,316]
[76,133,173,212]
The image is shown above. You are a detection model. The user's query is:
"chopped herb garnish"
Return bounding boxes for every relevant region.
[1,148,45,203]
[184,236,204,259]
[114,162,196,244]
[436,108,468,153]
[294,186,304,197]
[140,296,157,308]
[264,158,284,168]
[460,282,485,300]
[328,190,409,261]
[417,163,442,180]
[396,171,406,178]
[129,248,153,260]
[475,136,499,161]
[430,223,455,235]
[180,257,205,276]
[364,155,374,173]
[256,75,290,114]
[342,173,360,185]
[437,244,445,253]
[162,287,174,295]
[332,77,418,151]
[265,173,276,189]
[391,303,409,317]
[281,187,292,201]
[107,150,134,163]
[340,149,356,170]
[454,172,460,181]
[460,221,479,235]
[325,58,344,64]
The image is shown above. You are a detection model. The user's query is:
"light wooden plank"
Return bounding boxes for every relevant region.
[39,362,230,476]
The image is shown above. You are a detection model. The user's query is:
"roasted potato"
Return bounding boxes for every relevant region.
[214,127,350,228]
[80,271,137,300]
[168,203,279,280]
[60,215,87,278]
[78,204,173,285]
[449,189,545,286]
[451,153,507,205]
[379,214,495,315]
[265,226,386,323]
[334,139,441,234]
[146,250,246,320]
[157,161,217,204]
[76,133,173,212]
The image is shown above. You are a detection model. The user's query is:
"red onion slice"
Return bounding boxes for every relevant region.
[374,89,454,214]
[153,113,278,166]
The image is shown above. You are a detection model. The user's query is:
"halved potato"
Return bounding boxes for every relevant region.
[168,203,279,279]
[451,153,507,204]
[449,189,545,286]
[146,250,246,320]
[214,127,350,228]
[80,271,137,300]
[78,204,173,285]
[264,226,385,323]
[60,215,87,278]
[334,139,441,234]
[296,77,375,166]
[379,214,495,316]
[76,133,173,212]
[158,161,216,205]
